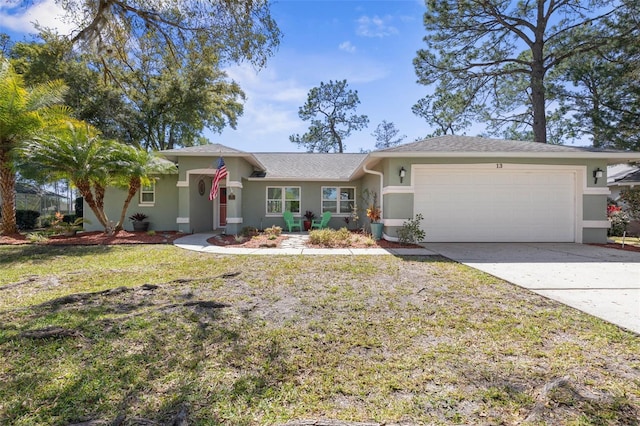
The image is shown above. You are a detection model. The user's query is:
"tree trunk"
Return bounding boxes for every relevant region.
[531,5,548,144]
[114,177,141,232]
[0,149,18,235]
[75,180,109,231]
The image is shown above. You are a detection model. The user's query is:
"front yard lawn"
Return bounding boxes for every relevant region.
[0,245,638,425]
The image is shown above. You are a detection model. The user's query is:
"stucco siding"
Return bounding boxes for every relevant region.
[84,175,178,232]
[241,180,365,231]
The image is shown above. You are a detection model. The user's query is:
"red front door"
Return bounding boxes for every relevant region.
[219,188,227,227]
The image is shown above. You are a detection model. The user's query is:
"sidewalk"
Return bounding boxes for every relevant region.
[173,233,437,256]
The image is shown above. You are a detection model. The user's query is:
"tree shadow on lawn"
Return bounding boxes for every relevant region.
[0,245,117,266]
[0,278,290,425]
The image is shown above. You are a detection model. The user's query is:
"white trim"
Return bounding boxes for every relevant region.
[137,203,155,208]
[583,188,611,196]
[177,168,228,187]
[582,220,611,229]
[266,186,301,215]
[227,180,243,189]
[321,186,356,215]
[382,186,414,195]
[226,217,243,224]
[176,217,190,224]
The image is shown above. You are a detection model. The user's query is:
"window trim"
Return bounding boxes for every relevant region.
[265,186,301,216]
[321,186,356,216]
[138,182,156,206]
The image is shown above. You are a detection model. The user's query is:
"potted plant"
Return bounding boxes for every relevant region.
[129,212,150,232]
[303,210,316,231]
[366,192,383,240]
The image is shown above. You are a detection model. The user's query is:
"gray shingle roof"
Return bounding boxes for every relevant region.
[252,153,368,180]
[161,143,245,155]
[378,135,605,153]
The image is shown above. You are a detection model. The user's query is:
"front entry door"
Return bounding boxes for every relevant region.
[219,188,227,227]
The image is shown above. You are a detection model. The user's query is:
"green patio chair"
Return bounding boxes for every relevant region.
[311,211,332,230]
[283,211,302,232]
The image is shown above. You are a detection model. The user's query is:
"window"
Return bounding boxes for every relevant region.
[322,187,355,214]
[266,186,300,215]
[139,182,155,205]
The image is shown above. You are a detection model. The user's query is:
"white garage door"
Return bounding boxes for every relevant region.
[413,166,576,242]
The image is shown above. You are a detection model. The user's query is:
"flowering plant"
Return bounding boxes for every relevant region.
[366,192,381,223]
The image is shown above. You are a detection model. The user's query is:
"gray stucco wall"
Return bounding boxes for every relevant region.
[240,179,365,231]
[84,175,179,232]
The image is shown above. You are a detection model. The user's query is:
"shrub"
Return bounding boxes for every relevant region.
[16,210,40,230]
[607,205,629,236]
[62,214,77,224]
[240,226,258,237]
[309,227,352,247]
[397,214,426,244]
[264,225,282,237]
[620,188,640,220]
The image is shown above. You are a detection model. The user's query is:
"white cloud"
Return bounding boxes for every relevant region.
[339,41,356,53]
[0,0,74,36]
[356,15,399,38]
[219,63,308,148]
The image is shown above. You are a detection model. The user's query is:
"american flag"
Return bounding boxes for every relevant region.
[209,157,228,200]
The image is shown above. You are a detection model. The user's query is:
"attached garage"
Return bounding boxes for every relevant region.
[413,164,578,242]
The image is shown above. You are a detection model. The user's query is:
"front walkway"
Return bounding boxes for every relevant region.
[173,232,436,256]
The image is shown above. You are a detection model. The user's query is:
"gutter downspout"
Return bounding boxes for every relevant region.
[363,162,391,241]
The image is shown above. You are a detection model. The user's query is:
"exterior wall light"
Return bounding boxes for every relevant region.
[593,167,603,184]
[399,166,406,183]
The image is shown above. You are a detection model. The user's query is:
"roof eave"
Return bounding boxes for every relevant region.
[245,177,354,182]
[368,151,640,163]
[160,151,266,170]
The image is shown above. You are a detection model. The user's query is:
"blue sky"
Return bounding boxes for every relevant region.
[2,0,442,152]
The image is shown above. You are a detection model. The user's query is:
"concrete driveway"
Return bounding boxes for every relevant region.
[422,243,640,334]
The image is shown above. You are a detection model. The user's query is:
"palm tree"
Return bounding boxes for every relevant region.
[111,146,177,232]
[23,122,177,233]
[23,123,116,231]
[0,58,68,234]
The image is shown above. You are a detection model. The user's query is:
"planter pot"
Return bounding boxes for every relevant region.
[370,222,383,240]
[303,220,312,231]
[62,230,77,237]
[132,221,150,232]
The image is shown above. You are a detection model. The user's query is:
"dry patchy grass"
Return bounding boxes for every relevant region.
[0,245,638,425]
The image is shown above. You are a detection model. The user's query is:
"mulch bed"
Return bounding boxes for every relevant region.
[589,243,640,253]
[5,231,637,252]
[206,233,422,249]
[0,231,183,246]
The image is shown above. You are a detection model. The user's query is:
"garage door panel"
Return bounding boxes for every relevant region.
[414,168,576,242]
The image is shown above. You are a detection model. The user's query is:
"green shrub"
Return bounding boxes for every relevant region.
[264,225,282,237]
[397,214,426,244]
[240,226,259,237]
[608,210,630,237]
[16,210,41,230]
[309,227,352,247]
